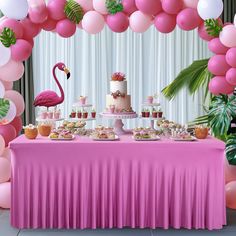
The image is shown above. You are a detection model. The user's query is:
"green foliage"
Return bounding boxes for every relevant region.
[64,0,84,24]
[0,27,16,48]
[226,135,236,165]
[106,0,123,15]
[0,98,10,119]
[162,59,212,101]
[204,19,223,37]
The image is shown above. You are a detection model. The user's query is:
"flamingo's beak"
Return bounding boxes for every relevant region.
[64,68,70,79]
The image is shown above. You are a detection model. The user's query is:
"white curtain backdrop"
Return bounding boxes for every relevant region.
[33,25,211,128]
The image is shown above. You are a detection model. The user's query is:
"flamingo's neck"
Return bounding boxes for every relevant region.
[53,64,64,102]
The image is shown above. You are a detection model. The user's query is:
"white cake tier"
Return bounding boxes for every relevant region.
[110,81,127,94]
[106,94,131,111]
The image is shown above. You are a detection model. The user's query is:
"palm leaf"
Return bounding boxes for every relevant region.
[188,114,209,126]
[64,0,84,24]
[226,135,236,165]
[0,98,10,119]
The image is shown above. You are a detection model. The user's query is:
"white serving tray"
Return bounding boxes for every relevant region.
[170,136,197,141]
[50,135,75,141]
[132,136,161,141]
[91,135,119,141]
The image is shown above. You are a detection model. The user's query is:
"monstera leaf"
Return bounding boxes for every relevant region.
[205,19,223,37]
[64,0,84,24]
[106,0,123,15]
[0,98,10,119]
[226,135,236,165]
[0,27,16,48]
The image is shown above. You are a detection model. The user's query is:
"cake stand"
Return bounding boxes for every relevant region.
[100,112,138,135]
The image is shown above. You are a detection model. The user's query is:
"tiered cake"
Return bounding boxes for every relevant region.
[106,73,134,113]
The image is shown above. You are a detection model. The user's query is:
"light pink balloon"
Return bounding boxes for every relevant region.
[162,0,183,15]
[130,11,152,33]
[154,12,176,33]
[177,8,202,31]
[106,12,129,33]
[40,16,57,31]
[93,0,108,15]
[220,25,236,48]
[183,0,199,9]
[0,158,11,183]
[225,158,236,184]
[47,0,66,21]
[208,38,229,55]
[76,0,93,12]
[56,19,76,38]
[123,0,137,15]
[0,124,16,146]
[11,39,32,62]
[226,48,236,68]
[21,18,41,40]
[135,0,162,15]
[29,4,48,24]
[208,55,230,76]
[4,90,25,116]
[0,18,24,39]
[0,135,5,156]
[198,22,214,41]
[0,60,24,82]
[0,80,13,90]
[1,147,11,161]
[0,182,11,209]
[226,181,236,209]
[226,68,236,86]
[0,100,16,124]
[82,11,105,34]
[209,76,235,95]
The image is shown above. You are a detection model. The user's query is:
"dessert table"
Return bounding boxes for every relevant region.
[9,135,226,230]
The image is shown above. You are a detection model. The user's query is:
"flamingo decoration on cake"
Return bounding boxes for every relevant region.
[33,62,71,109]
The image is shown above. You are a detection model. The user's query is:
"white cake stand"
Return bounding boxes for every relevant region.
[100,112,138,135]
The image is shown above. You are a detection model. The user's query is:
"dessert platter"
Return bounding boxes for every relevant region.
[170,128,197,141]
[49,129,75,140]
[100,73,137,134]
[90,126,119,141]
[132,127,160,141]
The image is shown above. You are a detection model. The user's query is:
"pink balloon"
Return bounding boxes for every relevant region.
[1,147,11,161]
[154,12,176,33]
[82,11,105,34]
[0,135,5,156]
[162,0,183,15]
[0,80,13,90]
[177,8,202,31]
[225,158,236,183]
[0,60,24,82]
[93,0,108,15]
[47,0,66,21]
[4,90,25,116]
[21,18,41,40]
[41,16,57,31]
[198,22,214,41]
[208,55,230,76]
[183,0,199,9]
[226,48,236,68]
[0,182,11,209]
[135,0,162,15]
[0,124,16,146]
[130,11,152,33]
[76,0,93,12]
[208,38,229,55]
[226,68,236,86]
[122,0,138,15]
[11,39,32,62]
[56,19,76,38]
[220,25,236,48]
[106,12,129,33]
[226,181,236,209]
[0,158,10,183]
[209,76,235,95]
[0,18,24,39]
[29,5,48,24]
[27,38,35,48]
[9,116,22,135]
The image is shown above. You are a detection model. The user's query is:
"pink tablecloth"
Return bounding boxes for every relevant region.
[10,135,226,230]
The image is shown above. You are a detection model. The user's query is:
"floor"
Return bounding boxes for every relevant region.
[0,208,236,236]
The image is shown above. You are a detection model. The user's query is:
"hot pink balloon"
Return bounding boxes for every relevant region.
[82,11,105,34]
[9,116,22,135]
[0,182,11,209]
[0,158,10,183]
[47,0,66,21]
[93,0,108,15]
[154,12,176,33]
[0,60,24,82]
[122,0,137,15]
[0,18,24,39]
[11,39,32,62]
[135,0,162,15]
[162,0,183,15]
[209,76,235,95]
[226,48,236,68]
[56,19,76,38]
[4,90,25,116]
[0,135,5,156]
[198,22,214,41]
[21,18,41,40]
[41,16,57,31]
[183,0,199,9]
[29,4,48,24]
[0,124,16,146]
[225,158,236,184]
[130,11,152,33]
[220,25,236,48]
[0,80,13,90]
[226,181,236,209]
[177,8,202,31]
[226,68,236,86]
[106,12,129,33]
[27,38,35,48]
[208,38,229,55]
[76,0,93,12]
[208,55,230,76]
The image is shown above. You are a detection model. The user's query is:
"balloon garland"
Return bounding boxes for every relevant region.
[0,0,236,209]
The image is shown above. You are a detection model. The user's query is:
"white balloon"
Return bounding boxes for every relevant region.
[0,100,16,124]
[197,0,223,20]
[234,14,236,27]
[0,43,11,67]
[0,0,29,20]
[0,81,5,98]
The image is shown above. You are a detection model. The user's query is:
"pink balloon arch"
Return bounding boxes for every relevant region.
[0,0,236,209]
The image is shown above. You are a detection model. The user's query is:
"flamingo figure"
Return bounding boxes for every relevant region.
[33,62,71,109]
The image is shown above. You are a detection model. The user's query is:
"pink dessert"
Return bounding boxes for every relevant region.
[147,96,153,104]
[47,111,53,119]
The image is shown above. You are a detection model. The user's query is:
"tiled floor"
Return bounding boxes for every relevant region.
[0,208,236,236]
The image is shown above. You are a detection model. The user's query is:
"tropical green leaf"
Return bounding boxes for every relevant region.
[0,98,10,120]
[205,19,223,37]
[0,27,16,48]
[188,114,209,126]
[106,0,123,15]
[226,134,236,165]
[64,0,84,24]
